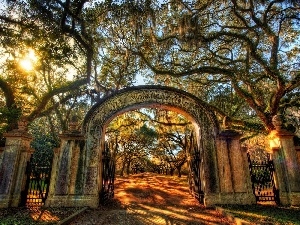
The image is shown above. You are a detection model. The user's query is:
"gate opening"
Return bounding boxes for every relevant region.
[101,108,204,205]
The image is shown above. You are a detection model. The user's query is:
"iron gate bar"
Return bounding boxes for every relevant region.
[20,154,52,206]
[247,152,280,204]
[100,142,115,204]
[188,133,204,204]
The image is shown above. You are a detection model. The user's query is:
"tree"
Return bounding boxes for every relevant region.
[152,109,193,177]
[106,108,195,176]
[106,110,158,176]
[155,1,299,132]
[29,119,59,166]
[0,0,95,134]
[95,0,300,133]
[2,0,298,140]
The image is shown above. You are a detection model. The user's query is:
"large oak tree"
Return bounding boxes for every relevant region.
[93,0,300,133]
[1,0,299,136]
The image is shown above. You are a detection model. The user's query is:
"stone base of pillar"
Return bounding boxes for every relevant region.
[278,192,290,206]
[0,195,20,208]
[45,195,99,208]
[0,195,10,208]
[10,194,21,207]
[290,192,300,206]
[275,192,300,206]
[204,193,256,206]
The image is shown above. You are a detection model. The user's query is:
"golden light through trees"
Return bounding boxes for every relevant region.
[19,49,38,71]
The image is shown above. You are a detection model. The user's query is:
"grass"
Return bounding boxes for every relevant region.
[219,204,300,225]
[0,207,81,225]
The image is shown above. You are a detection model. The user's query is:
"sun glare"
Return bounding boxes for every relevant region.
[19,49,38,71]
[20,58,34,71]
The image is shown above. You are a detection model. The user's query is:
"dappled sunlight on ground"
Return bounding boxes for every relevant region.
[71,173,234,225]
[0,206,80,224]
[112,173,233,224]
[70,172,235,225]
[29,207,60,222]
[114,173,201,208]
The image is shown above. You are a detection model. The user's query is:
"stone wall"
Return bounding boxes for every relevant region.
[0,147,4,167]
[45,128,99,208]
[209,129,255,206]
[296,146,300,168]
[268,115,300,206]
[0,125,32,208]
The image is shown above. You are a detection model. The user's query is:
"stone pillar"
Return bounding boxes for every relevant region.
[211,129,255,205]
[45,122,96,207]
[0,120,32,208]
[295,146,300,168]
[268,115,300,206]
[0,147,4,167]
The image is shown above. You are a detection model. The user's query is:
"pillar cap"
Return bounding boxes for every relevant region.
[270,128,294,138]
[3,117,32,139]
[3,130,32,139]
[219,129,242,138]
[59,130,85,139]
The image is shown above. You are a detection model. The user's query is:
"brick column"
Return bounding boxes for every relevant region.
[268,115,300,206]
[0,119,32,208]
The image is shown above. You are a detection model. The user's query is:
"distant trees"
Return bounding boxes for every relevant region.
[106,110,156,176]
[106,108,194,177]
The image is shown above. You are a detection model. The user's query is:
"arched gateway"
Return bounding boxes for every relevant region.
[0,86,255,207]
[44,85,255,208]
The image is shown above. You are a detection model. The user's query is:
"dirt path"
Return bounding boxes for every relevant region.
[70,173,235,225]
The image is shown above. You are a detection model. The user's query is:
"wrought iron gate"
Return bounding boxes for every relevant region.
[247,152,280,204]
[188,133,204,204]
[20,154,52,206]
[100,142,115,204]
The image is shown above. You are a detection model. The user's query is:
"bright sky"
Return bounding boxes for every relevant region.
[19,49,38,71]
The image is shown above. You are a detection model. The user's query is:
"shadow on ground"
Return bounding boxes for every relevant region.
[70,173,234,225]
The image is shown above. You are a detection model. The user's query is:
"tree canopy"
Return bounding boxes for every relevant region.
[0,0,299,140]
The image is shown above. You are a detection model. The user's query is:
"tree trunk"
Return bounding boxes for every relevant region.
[170,168,175,176]
[126,160,131,175]
[120,160,126,176]
[176,166,182,178]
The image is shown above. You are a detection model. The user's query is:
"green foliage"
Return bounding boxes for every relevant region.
[136,124,158,139]
[1,0,299,139]
[0,106,21,122]
[107,108,194,176]
[0,106,21,132]
[30,124,59,167]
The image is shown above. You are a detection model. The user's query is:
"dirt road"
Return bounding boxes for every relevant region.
[70,173,235,225]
